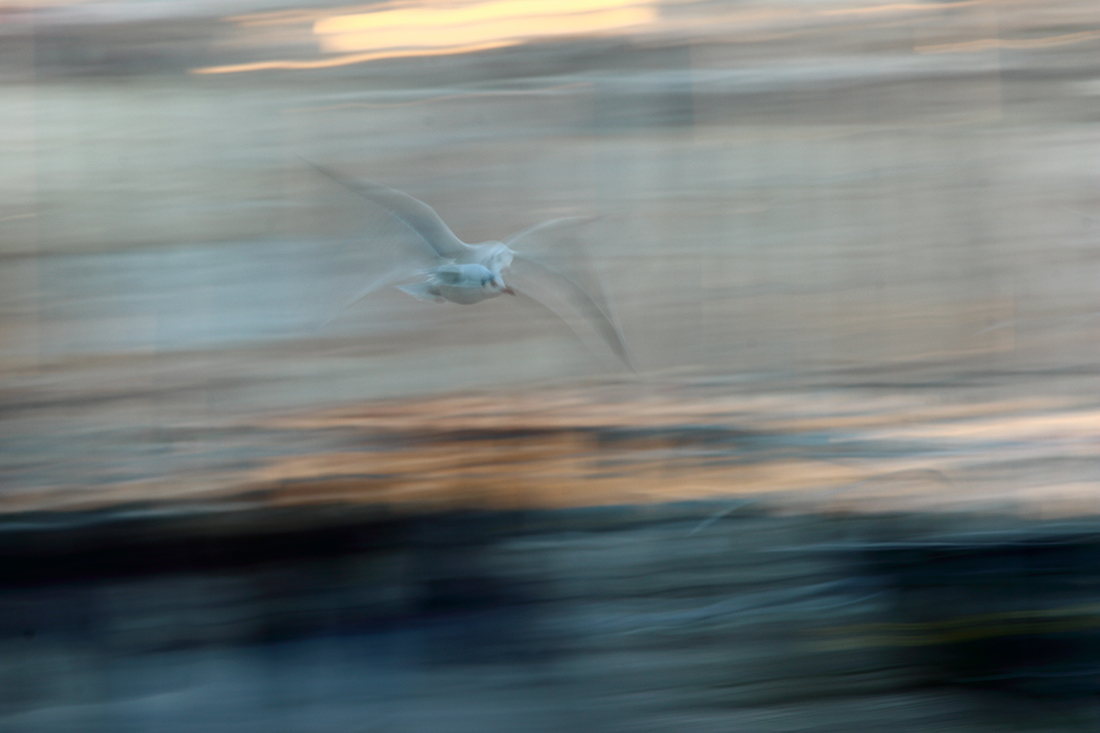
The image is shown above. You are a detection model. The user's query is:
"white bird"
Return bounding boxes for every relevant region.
[303,160,632,367]
[397,262,515,304]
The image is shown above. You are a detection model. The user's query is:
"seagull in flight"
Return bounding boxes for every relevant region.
[397,262,515,304]
[303,159,632,367]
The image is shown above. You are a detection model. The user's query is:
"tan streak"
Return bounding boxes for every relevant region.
[188,40,520,75]
[318,7,656,52]
[917,29,1100,53]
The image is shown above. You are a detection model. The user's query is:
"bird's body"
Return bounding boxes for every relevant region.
[448,241,515,277]
[399,263,514,305]
[304,159,632,367]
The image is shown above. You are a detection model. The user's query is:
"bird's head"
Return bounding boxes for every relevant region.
[481,273,516,296]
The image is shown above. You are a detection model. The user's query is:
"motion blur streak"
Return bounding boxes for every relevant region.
[318,6,654,53]
[315,0,657,53]
[194,0,658,73]
[819,2,982,17]
[917,29,1100,53]
[190,40,522,74]
[7,0,1100,729]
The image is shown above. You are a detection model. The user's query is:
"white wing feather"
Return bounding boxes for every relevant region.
[300,158,470,259]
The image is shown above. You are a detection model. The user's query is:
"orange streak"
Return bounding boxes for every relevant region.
[188,40,520,74]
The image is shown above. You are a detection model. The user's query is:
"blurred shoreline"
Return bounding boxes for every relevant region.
[4,371,1100,516]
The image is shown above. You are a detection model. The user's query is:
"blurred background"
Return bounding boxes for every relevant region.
[3,0,1100,501]
[4,0,1099,395]
[3,0,1100,729]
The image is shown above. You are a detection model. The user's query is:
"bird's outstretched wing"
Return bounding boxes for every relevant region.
[299,158,471,260]
[504,215,602,249]
[509,252,633,369]
[432,264,468,284]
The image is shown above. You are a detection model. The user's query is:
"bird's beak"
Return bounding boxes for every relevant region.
[502,286,516,296]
